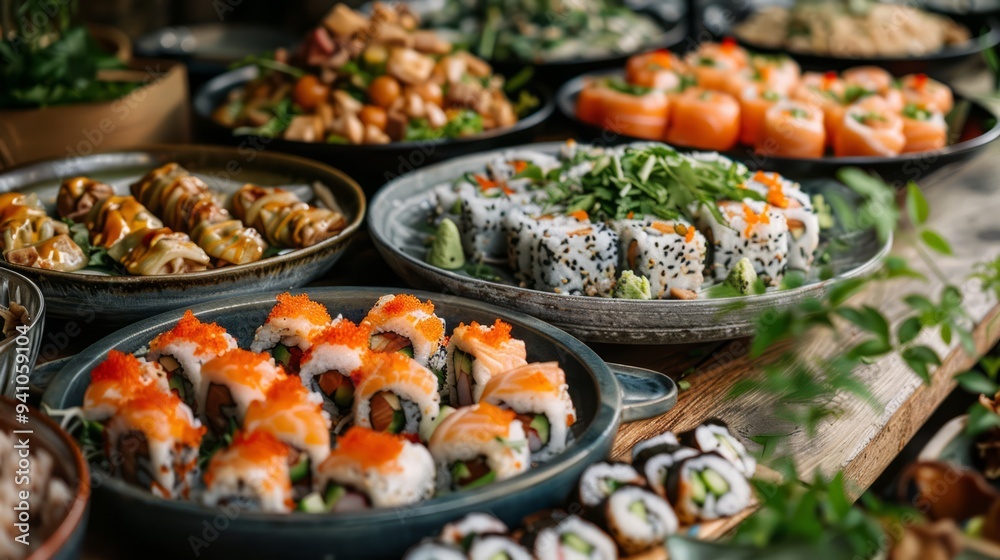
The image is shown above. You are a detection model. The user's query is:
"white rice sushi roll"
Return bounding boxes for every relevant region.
[532,212,619,297]
[744,171,820,271]
[468,535,533,560]
[404,541,466,560]
[250,292,333,371]
[363,294,446,368]
[478,362,576,461]
[202,430,293,513]
[458,185,537,262]
[353,352,441,438]
[428,402,529,492]
[632,440,700,500]
[521,511,617,560]
[82,350,170,422]
[630,431,679,461]
[504,204,547,285]
[196,349,284,436]
[445,319,527,407]
[700,199,789,286]
[298,317,371,417]
[313,427,435,511]
[614,216,708,299]
[440,513,509,547]
[577,462,646,509]
[595,485,678,555]
[146,310,238,412]
[666,452,753,524]
[680,420,756,478]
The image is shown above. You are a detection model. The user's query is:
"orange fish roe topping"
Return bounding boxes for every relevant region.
[261,375,311,404]
[150,310,233,356]
[626,211,634,219]
[330,427,405,470]
[511,160,528,173]
[457,319,514,348]
[204,430,290,489]
[685,226,696,243]
[569,209,589,222]
[650,222,676,235]
[231,430,291,463]
[753,171,789,209]
[267,292,331,326]
[303,320,370,361]
[90,350,145,383]
[117,390,206,445]
[246,377,329,446]
[474,174,512,195]
[741,203,771,238]
[202,349,283,388]
[367,294,445,345]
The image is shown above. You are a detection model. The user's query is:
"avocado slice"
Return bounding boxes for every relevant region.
[701,469,730,496]
[457,468,497,491]
[398,346,414,358]
[272,343,292,367]
[324,484,345,510]
[386,409,406,434]
[628,499,649,519]
[602,478,623,495]
[689,471,708,505]
[168,375,187,401]
[561,533,594,555]
[454,350,473,377]
[529,414,551,447]
[334,382,354,410]
[289,455,311,483]
[297,492,326,513]
[451,461,472,483]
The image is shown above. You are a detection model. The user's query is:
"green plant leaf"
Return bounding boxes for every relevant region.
[920,230,953,255]
[897,317,922,344]
[955,371,999,395]
[906,181,929,226]
[967,401,1000,436]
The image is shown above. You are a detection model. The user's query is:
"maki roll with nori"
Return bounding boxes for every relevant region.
[202,430,294,513]
[82,350,169,421]
[196,349,284,436]
[468,535,533,560]
[439,512,509,548]
[592,485,677,555]
[630,432,679,460]
[363,294,446,368]
[613,216,708,300]
[521,510,617,560]
[667,452,752,524]
[312,427,434,512]
[445,319,527,406]
[631,439,699,500]
[428,403,529,492]
[352,352,441,437]
[403,541,466,560]
[146,310,238,412]
[679,420,756,478]
[577,462,646,509]
[478,362,576,461]
[251,292,333,372]
[298,318,371,418]
[699,199,789,286]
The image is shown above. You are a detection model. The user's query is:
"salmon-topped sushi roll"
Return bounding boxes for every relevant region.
[834,97,906,157]
[745,171,820,271]
[445,319,527,407]
[792,71,850,146]
[146,310,238,413]
[664,88,741,151]
[900,73,953,114]
[625,50,687,91]
[196,349,285,437]
[244,376,331,488]
[842,66,894,95]
[901,103,948,153]
[576,80,670,140]
[83,350,169,421]
[363,294,446,368]
[312,427,435,512]
[745,54,800,96]
[758,100,826,159]
[428,402,529,492]
[353,352,441,438]
[202,430,294,513]
[104,389,205,499]
[251,292,332,372]
[298,318,371,418]
[737,85,783,147]
[686,38,749,92]
[478,362,576,462]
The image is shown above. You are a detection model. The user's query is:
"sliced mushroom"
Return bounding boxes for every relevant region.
[439,55,467,85]
[425,103,447,129]
[404,91,426,119]
[458,52,491,77]
[386,48,435,84]
[373,23,413,48]
[284,115,325,143]
[333,90,363,115]
[413,30,451,55]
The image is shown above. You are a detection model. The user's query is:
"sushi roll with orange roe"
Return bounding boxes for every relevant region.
[251,292,332,372]
[758,100,826,159]
[625,50,687,91]
[834,97,906,157]
[202,430,295,513]
[298,317,371,417]
[576,80,670,140]
[478,362,576,461]
[147,310,237,412]
[83,349,169,421]
[244,376,331,487]
[196,349,284,436]
[664,88,741,151]
[900,73,953,114]
[363,294,445,368]
[842,66,894,95]
[312,427,435,512]
[686,38,749,93]
[736,85,783,147]
[744,171,820,271]
[445,319,527,407]
[104,388,206,499]
[901,103,948,153]
[352,352,441,438]
[428,402,529,492]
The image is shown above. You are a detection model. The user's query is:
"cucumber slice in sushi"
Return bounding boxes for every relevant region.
[324,484,345,509]
[399,346,414,358]
[628,499,648,519]
[298,492,326,513]
[690,472,708,505]
[168,375,186,401]
[289,454,311,483]
[529,414,551,447]
[560,533,594,555]
[272,343,292,367]
[334,382,354,410]
[702,469,730,496]
[387,409,406,434]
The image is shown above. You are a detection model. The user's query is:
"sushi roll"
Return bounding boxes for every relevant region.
[104,389,205,499]
[899,73,953,114]
[298,318,371,417]
[403,541,466,560]
[842,66,893,95]
[457,182,534,262]
[699,199,789,286]
[632,440,699,500]
[758,100,826,159]
[901,103,947,153]
[521,510,617,560]
[592,485,678,555]
[313,427,434,511]
[251,292,333,372]
[614,216,707,300]
[744,171,820,271]
[834,96,906,157]
[666,452,752,524]
[664,88,741,151]
[577,462,646,509]
[146,310,238,412]
[439,512,509,547]
[531,211,619,297]
[445,319,527,407]
[576,79,670,141]
[243,376,332,485]
[478,362,576,461]
[196,349,284,436]
[468,536,533,560]
[625,50,687,91]
[679,421,756,478]
[686,38,749,93]
[630,431,679,460]
[202,430,294,513]
[428,402,529,492]
[364,294,446,368]
[504,204,547,286]
[791,71,850,146]
[352,352,441,437]
[737,85,783,147]
[745,54,800,96]
[82,350,170,421]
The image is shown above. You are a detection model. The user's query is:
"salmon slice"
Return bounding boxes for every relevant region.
[900,74,953,114]
[842,66,893,94]
[902,109,947,153]
[834,97,905,157]
[626,50,686,90]
[758,100,825,158]
[577,82,670,140]
[738,86,781,147]
[664,88,741,151]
